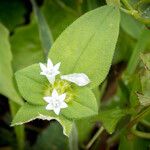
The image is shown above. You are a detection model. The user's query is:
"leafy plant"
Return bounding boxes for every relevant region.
[0,0,150,150]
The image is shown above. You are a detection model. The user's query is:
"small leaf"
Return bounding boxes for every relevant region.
[126,29,150,75]
[137,93,150,107]
[48,5,120,88]
[140,53,150,70]
[98,107,126,134]
[62,87,98,119]
[121,12,144,39]
[12,103,73,136]
[0,23,23,105]
[141,70,150,97]
[15,64,48,105]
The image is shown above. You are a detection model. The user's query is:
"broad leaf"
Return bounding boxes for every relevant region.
[98,107,126,134]
[48,5,120,88]
[0,23,23,105]
[11,103,73,136]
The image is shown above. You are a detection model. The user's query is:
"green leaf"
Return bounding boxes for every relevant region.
[42,0,77,39]
[98,107,126,134]
[15,64,48,105]
[121,12,144,39]
[31,0,53,57]
[113,29,135,64]
[137,93,150,107]
[140,53,150,70]
[141,70,150,97]
[33,122,69,150]
[48,5,120,88]
[0,23,23,105]
[11,20,44,72]
[12,103,73,136]
[119,133,150,150]
[126,29,150,75]
[129,74,142,107]
[62,86,98,119]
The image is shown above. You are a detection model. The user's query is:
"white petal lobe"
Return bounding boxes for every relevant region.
[47,59,53,68]
[61,73,90,86]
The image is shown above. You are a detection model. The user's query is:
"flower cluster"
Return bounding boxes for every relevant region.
[39,59,90,115]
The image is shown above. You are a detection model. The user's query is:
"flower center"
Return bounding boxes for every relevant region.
[44,79,74,103]
[52,99,60,108]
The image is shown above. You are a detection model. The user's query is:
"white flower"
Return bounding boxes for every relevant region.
[43,89,68,115]
[61,73,90,86]
[39,59,61,84]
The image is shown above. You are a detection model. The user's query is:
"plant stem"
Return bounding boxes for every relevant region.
[140,120,150,128]
[121,0,150,25]
[9,101,25,150]
[106,131,120,150]
[121,0,133,10]
[56,0,77,16]
[86,126,104,149]
[131,125,150,139]
[128,106,150,129]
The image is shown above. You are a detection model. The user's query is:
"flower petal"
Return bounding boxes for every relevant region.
[59,93,66,102]
[61,102,68,108]
[61,73,90,86]
[46,103,53,110]
[47,58,53,69]
[52,89,59,98]
[54,107,61,115]
[47,75,56,84]
[39,63,47,72]
[43,96,51,103]
[54,62,61,71]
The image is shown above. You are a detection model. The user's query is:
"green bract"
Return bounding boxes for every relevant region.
[15,64,98,119]
[13,5,120,136]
